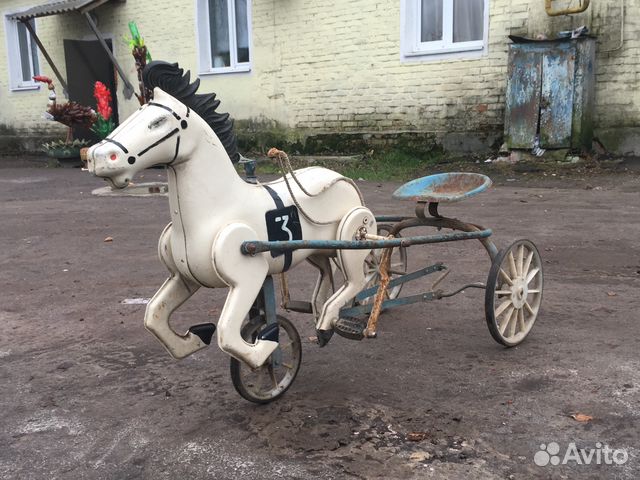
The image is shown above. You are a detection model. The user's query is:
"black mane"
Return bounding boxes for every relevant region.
[142,61,240,163]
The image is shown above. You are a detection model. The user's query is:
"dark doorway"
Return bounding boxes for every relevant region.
[63,39,119,142]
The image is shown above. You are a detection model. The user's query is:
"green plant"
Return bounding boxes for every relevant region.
[124,21,152,105]
[42,138,91,154]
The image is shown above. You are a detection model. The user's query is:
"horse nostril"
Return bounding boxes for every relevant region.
[110,153,118,161]
[128,156,136,165]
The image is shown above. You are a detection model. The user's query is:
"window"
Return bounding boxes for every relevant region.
[197,0,251,74]
[402,0,489,60]
[4,16,40,90]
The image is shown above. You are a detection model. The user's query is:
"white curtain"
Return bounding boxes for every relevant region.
[235,0,249,63]
[421,0,443,42]
[235,0,248,48]
[209,0,230,67]
[453,0,484,43]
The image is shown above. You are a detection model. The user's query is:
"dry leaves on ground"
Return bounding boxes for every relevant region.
[570,413,594,422]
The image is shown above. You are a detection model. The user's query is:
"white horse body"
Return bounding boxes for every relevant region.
[166,154,362,287]
[88,85,375,369]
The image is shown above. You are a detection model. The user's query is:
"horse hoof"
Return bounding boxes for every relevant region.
[188,323,216,345]
[258,323,279,343]
[316,328,334,347]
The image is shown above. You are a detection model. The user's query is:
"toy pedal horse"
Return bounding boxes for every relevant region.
[87,62,375,368]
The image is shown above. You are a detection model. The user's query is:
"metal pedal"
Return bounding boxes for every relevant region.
[335,317,366,341]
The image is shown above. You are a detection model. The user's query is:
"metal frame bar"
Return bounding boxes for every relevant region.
[340,292,438,318]
[260,276,282,366]
[83,12,134,99]
[355,263,445,302]
[241,229,493,256]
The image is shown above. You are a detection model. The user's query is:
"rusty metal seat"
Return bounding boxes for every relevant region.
[392,173,492,203]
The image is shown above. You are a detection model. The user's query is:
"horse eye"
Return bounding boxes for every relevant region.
[148,116,168,130]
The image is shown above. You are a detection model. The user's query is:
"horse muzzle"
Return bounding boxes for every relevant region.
[87,142,131,189]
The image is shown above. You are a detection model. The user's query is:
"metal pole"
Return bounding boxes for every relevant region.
[83,12,134,99]
[22,19,69,97]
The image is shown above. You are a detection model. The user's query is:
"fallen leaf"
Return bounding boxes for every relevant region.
[570,413,593,422]
[607,291,617,297]
[406,431,428,442]
[103,236,113,242]
[409,451,431,462]
[308,336,318,343]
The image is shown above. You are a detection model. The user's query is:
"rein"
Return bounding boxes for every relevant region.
[266,148,365,226]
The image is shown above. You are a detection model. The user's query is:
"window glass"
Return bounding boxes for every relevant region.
[30,22,39,75]
[420,0,443,42]
[453,0,484,43]
[17,21,32,82]
[209,0,230,68]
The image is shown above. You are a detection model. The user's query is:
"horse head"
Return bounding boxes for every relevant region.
[87,88,195,188]
[87,60,239,189]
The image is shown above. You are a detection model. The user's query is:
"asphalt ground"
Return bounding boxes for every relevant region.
[1,159,639,479]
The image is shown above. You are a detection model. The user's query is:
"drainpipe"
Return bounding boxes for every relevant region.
[545,0,590,16]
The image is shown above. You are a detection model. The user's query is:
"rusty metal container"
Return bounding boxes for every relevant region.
[504,36,596,151]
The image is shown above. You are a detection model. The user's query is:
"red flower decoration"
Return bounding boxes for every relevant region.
[33,75,52,84]
[93,81,113,120]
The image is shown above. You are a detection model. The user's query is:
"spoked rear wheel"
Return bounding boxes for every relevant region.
[485,239,543,347]
[230,314,302,403]
[359,224,408,305]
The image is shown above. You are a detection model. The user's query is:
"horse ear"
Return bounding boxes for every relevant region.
[152,87,168,102]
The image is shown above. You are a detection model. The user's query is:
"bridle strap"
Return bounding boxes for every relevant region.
[108,103,185,164]
[104,138,129,154]
[148,102,182,120]
[138,128,179,157]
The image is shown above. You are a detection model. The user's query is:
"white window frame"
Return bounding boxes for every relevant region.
[401,0,489,62]
[196,0,252,75]
[4,12,41,91]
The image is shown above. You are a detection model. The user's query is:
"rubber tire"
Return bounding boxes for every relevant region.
[229,314,302,404]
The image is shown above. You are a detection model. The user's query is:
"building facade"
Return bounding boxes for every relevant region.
[1,0,638,155]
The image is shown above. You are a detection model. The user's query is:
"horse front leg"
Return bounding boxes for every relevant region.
[144,224,214,359]
[212,223,279,369]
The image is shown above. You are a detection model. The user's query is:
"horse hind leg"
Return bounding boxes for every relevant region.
[307,255,334,321]
[315,207,376,342]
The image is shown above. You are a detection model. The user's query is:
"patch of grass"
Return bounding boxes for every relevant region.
[341,150,444,182]
[235,150,450,182]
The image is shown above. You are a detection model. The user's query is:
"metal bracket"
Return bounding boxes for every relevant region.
[84,12,135,99]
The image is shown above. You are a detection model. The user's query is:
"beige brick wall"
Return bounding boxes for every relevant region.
[0,0,91,138]
[1,0,638,151]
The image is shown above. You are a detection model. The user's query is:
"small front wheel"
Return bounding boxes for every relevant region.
[230,314,302,403]
[485,239,543,347]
